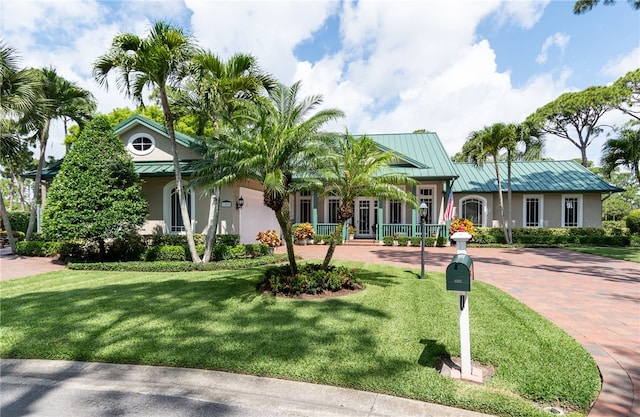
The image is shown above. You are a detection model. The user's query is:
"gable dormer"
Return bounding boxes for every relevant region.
[114,114,201,162]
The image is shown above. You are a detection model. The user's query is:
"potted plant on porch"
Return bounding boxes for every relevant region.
[347,225,357,240]
[294,222,315,245]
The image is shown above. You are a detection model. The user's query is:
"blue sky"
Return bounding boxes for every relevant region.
[1,0,638,164]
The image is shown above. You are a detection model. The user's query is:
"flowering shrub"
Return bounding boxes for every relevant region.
[264,263,361,295]
[449,218,476,238]
[293,222,315,240]
[256,230,282,247]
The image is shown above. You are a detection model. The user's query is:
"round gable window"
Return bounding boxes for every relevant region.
[127,134,156,156]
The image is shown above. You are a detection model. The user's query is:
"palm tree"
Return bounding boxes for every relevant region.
[24,67,96,240]
[602,127,640,184]
[93,21,201,261]
[318,133,416,269]
[177,51,275,262]
[506,121,545,240]
[464,123,517,244]
[210,81,344,274]
[0,42,41,251]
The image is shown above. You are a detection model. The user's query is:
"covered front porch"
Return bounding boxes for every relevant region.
[295,187,453,242]
[311,222,449,241]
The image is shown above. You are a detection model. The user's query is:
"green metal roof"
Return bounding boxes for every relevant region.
[366,133,459,179]
[134,160,197,177]
[24,160,198,180]
[452,160,624,193]
[114,114,198,150]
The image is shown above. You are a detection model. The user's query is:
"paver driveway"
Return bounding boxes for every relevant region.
[288,244,640,417]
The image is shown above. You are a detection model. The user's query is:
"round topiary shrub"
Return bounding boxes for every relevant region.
[625,209,640,235]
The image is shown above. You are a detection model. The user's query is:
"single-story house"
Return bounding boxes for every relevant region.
[31,115,623,243]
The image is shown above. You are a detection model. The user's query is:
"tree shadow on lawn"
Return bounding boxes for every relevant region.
[0,271,421,385]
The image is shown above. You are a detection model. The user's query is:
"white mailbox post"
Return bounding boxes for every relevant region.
[449,230,472,379]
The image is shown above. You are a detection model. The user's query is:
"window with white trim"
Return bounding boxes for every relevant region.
[387,200,403,224]
[417,186,435,224]
[460,196,487,227]
[562,195,582,227]
[163,182,195,234]
[298,190,312,223]
[127,133,155,156]
[327,198,340,223]
[523,195,543,228]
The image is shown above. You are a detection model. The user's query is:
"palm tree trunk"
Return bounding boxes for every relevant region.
[321,220,345,270]
[160,89,201,263]
[0,190,17,253]
[493,161,508,244]
[507,154,513,245]
[18,176,26,211]
[26,119,50,240]
[202,189,220,263]
[274,200,297,275]
[8,178,15,211]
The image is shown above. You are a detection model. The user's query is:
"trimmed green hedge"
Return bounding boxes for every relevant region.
[16,241,61,257]
[474,227,632,246]
[67,254,288,272]
[17,236,271,264]
[5,211,30,233]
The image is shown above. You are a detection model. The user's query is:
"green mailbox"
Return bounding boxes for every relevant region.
[446,254,474,291]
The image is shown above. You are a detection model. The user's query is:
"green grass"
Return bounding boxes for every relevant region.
[566,246,640,263]
[0,262,599,417]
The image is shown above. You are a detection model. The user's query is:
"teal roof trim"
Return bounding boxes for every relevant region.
[452,160,624,193]
[114,114,199,150]
[134,160,197,177]
[365,132,459,179]
[23,160,197,180]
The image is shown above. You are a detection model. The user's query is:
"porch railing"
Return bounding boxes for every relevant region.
[382,223,448,239]
[293,223,448,240]
[315,223,340,235]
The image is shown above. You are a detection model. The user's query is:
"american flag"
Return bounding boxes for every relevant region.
[444,192,455,221]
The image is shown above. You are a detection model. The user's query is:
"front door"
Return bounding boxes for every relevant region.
[355,198,375,238]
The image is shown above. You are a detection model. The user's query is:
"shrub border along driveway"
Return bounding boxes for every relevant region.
[288,244,640,417]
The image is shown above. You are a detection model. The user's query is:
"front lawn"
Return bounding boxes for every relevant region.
[566,246,640,263]
[0,262,599,417]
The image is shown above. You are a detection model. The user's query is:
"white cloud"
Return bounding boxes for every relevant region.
[498,0,550,29]
[290,2,571,160]
[536,32,570,65]
[602,47,640,79]
[185,0,340,84]
[2,0,607,165]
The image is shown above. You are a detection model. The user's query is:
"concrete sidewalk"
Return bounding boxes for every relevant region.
[1,359,491,417]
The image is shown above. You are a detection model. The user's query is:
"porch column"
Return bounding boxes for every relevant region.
[378,197,383,241]
[411,184,417,237]
[312,190,318,231]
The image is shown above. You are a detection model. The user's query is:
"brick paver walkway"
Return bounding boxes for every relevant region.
[287,243,640,417]
[0,250,66,280]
